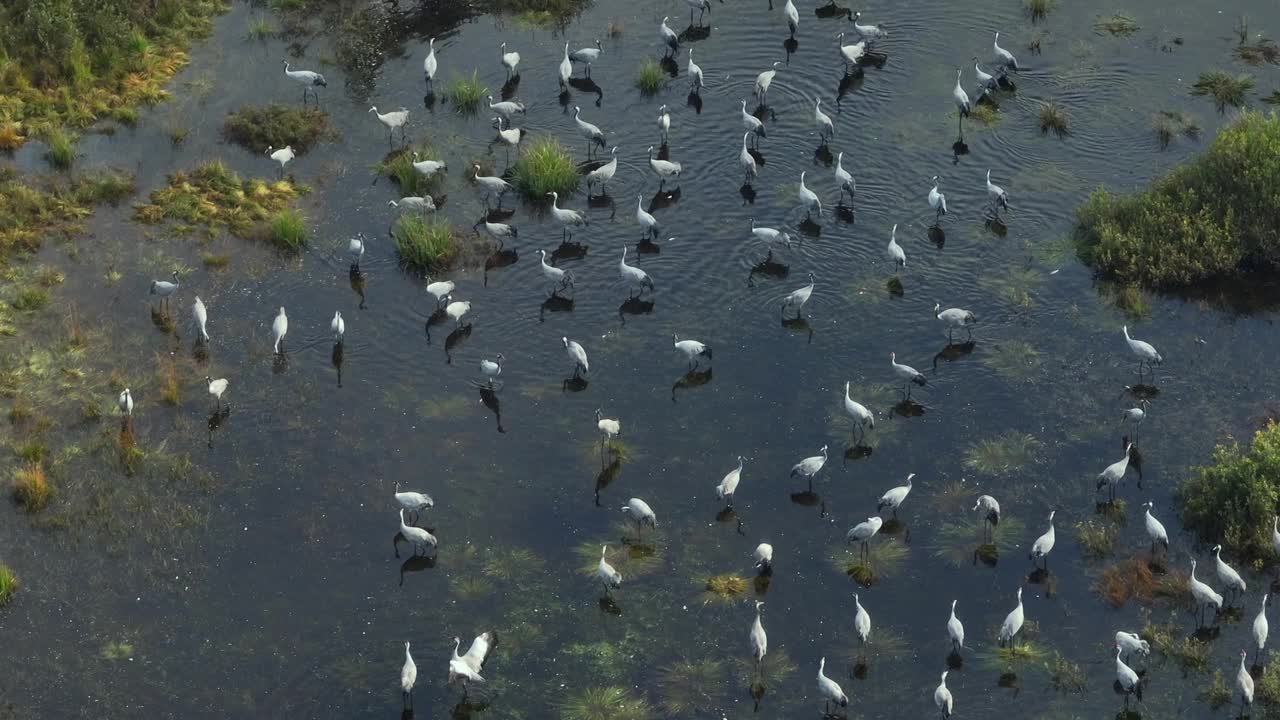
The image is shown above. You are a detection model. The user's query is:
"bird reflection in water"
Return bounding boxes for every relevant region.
[399,554,436,587]
[636,237,664,255]
[844,444,873,463]
[594,457,622,506]
[798,217,822,238]
[449,696,490,720]
[349,265,367,309]
[567,77,603,107]
[671,366,712,402]
[928,225,946,249]
[499,76,519,100]
[444,324,472,364]
[479,386,504,433]
[985,214,1009,237]
[550,240,589,264]
[813,0,849,18]
[781,316,814,344]
[933,341,976,368]
[331,340,344,387]
[749,256,789,286]
[540,293,575,322]
[836,70,864,109]
[483,247,519,287]
[562,375,589,393]
[206,405,230,448]
[648,187,681,211]
[424,307,448,343]
[813,142,834,167]
[784,36,798,60]
[618,296,655,324]
[892,398,926,417]
[686,91,703,114]
[660,54,681,78]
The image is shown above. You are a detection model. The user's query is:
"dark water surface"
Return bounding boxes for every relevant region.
[4,0,1280,717]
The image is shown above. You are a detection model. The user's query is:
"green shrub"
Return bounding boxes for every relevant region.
[0,564,16,606]
[445,71,487,113]
[511,137,579,197]
[376,144,444,197]
[392,215,457,271]
[268,209,306,250]
[222,104,335,154]
[635,60,663,94]
[1192,71,1254,112]
[43,128,75,169]
[1075,112,1280,287]
[1176,422,1280,568]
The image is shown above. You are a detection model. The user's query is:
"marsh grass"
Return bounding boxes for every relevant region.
[930,515,1026,567]
[1093,555,1156,607]
[1200,670,1233,708]
[0,122,26,152]
[201,253,230,269]
[1038,102,1071,136]
[12,462,50,511]
[391,215,457,272]
[512,137,579,197]
[559,686,654,720]
[44,128,75,169]
[982,340,1042,382]
[0,563,16,606]
[635,60,664,94]
[1151,110,1201,148]
[167,124,190,146]
[575,536,664,579]
[266,209,307,251]
[375,145,444,197]
[12,287,49,312]
[100,639,135,661]
[222,104,336,154]
[155,353,179,405]
[1234,37,1280,66]
[964,432,1040,476]
[1192,71,1254,112]
[1256,655,1280,704]
[969,103,1001,126]
[1046,651,1086,693]
[829,537,908,585]
[1024,0,1054,22]
[134,161,308,240]
[702,574,748,602]
[1073,519,1118,559]
[1142,618,1211,673]
[1098,281,1151,319]
[1094,13,1139,36]
[246,16,275,39]
[445,71,487,113]
[607,19,625,37]
[1265,91,1280,106]
[657,659,726,715]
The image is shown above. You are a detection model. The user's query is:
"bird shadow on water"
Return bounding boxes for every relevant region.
[598,595,623,616]
[835,204,855,224]
[946,651,963,670]
[814,0,849,17]
[500,76,519,100]
[272,353,289,375]
[636,238,662,255]
[985,215,1009,237]
[479,386,504,433]
[331,342,344,387]
[540,293,575,322]
[567,77,603,107]
[349,266,367,308]
[798,218,822,238]
[749,256,789,285]
[648,187,681,211]
[619,297,654,323]
[789,490,822,509]
[660,55,681,77]
[781,316,814,344]
[686,91,703,114]
[813,143,834,167]
[843,444,873,463]
[204,406,229,447]
[562,376,589,393]
[784,37,799,58]
[672,367,713,402]
[551,240,589,263]
[891,398,926,417]
[424,307,448,343]
[444,324,473,364]
[594,457,622,505]
[677,25,710,43]
[483,248,519,286]
[587,192,615,210]
[399,554,437,587]
[928,226,946,248]
[933,341,976,368]
[836,71,864,107]
[740,182,757,205]
[449,696,490,720]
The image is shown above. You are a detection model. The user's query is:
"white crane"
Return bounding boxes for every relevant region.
[636,195,659,240]
[986,170,1009,216]
[271,306,288,355]
[835,32,866,70]
[790,444,828,490]
[398,508,438,554]
[714,455,744,507]
[750,601,767,666]
[887,223,906,270]
[687,48,704,91]
[890,351,926,394]
[877,473,915,517]
[547,191,587,241]
[426,278,454,308]
[117,388,133,417]
[1189,558,1224,625]
[1239,649,1255,710]
[1096,443,1133,501]
[619,246,654,295]
[853,593,871,647]
[574,106,606,157]
[499,41,520,78]
[947,600,965,652]
[781,271,816,319]
[973,57,998,94]
[741,100,765,145]
[449,632,493,686]
[1030,510,1056,568]
[851,12,886,41]
[754,543,773,573]
[783,0,799,36]
[537,250,573,295]
[443,297,471,328]
[1274,516,1280,560]
[204,376,228,409]
[282,59,326,103]
[845,516,883,561]
[816,658,849,713]
[493,116,522,156]
[798,171,822,218]
[974,495,1001,538]
[814,98,834,143]
[929,175,948,220]
[479,353,503,386]
[389,196,436,213]
[647,145,682,190]
[423,38,437,88]
[1123,400,1149,431]
[558,42,572,88]
[1115,631,1150,662]
[369,106,409,144]
[834,152,855,203]
[331,311,344,342]
[754,62,782,104]
[348,233,365,268]
[1115,644,1140,705]
[993,31,1019,73]
[564,337,589,377]
[394,482,434,523]
[935,303,978,342]
[621,496,657,536]
[1143,501,1169,553]
[586,146,618,194]
[149,271,180,311]
[1214,544,1247,601]
[740,132,758,183]
[751,219,791,254]
[411,151,447,177]
[843,381,874,444]
[674,334,711,369]
[192,296,209,343]
[952,68,971,137]
[473,166,513,205]
[569,40,602,75]
[999,587,1025,647]
[1122,325,1163,377]
[487,96,525,119]
[267,145,294,177]
[596,408,621,447]
[1255,594,1270,664]
[657,104,671,144]
[935,671,954,718]
[660,17,679,55]
[479,219,517,249]
[597,545,622,593]
[401,642,417,708]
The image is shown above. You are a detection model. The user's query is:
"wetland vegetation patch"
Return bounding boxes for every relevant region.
[0,563,16,606]
[512,137,579,198]
[0,168,134,263]
[133,160,308,241]
[391,215,458,272]
[1191,71,1255,112]
[221,104,336,155]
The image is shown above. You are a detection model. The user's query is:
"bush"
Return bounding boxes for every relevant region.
[222,104,335,155]
[445,71,487,113]
[1176,422,1280,569]
[635,60,663,94]
[512,137,579,197]
[1075,112,1280,287]
[1192,71,1255,112]
[392,215,457,272]
[0,563,16,606]
[268,209,306,250]
[12,462,50,511]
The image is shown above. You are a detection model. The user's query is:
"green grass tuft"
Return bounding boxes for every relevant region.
[246,16,275,40]
[12,287,49,312]
[43,128,75,169]
[11,462,50,512]
[1191,71,1254,112]
[963,432,1040,476]
[512,136,579,197]
[1073,519,1118,559]
[969,103,1001,126]
[635,60,664,94]
[445,71,487,113]
[559,686,654,720]
[1037,102,1071,136]
[392,215,458,272]
[1094,12,1139,36]
[0,564,16,606]
[1024,0,1054,22]
[201,253,230,269]
[1151,110,1201,148]
[376,144,444,197]
[222,104,336,155]
[267,209,307,250]
[1234,36,1280,66]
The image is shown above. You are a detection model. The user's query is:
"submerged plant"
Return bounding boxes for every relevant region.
[657,658,726,715]
[929,514,1026,568]
[575,538,663,580]
[512,137,579,197]
[559,686,653,720]
[1151,110,1201,148]
[703,574,748,601]
[969,103,1001,126]
[1024,0,1054,22]
[1094,13,1139,36]
[1191,71,1255,112]
[829,537,909,585]
[222,104,336,154]
[1037,102,1071,136]
[1200,669,1233,708]
[391,215,458,272]
[964,432,1041,477]
[445,71,487,113]
[1142,617,1211,673]
[982,340,1042,382]
[246,16,275,39]
[1177,422,1280,567]
[11,462,50,511]
[1046,651,1086,693]
[635,60,664,94]
[1073,519,1118,559]
[1234,36,1280,66]
[0,563,16,606]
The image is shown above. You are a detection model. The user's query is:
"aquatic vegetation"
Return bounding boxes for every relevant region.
[11,287,49,312]
[155,353,179,405]
[245,16,275,40]
[391,215,458,272]
[1092,555,1155,608]
[731,645,798,689]
[829,537,908,585]
[100,639,135,660]
[982,340,1042,382]
[1037,102,1071,137]
[167,124,190,146]
[575,537,664,580]
[635,60,664,95]
[657,658,726,714]
[1046,651,1086,693]
[1075,112,1280,287]
[1024,0,1054,22]
[703,574,748,600]
[969,103,1001,126]
[1142,617,1211,673]
[1256,655,1280,704]
[963,432,1040,477]
[445,71,487,113]
[481,546,546,582]
[1151,110,1201,148]
[267,209,307,251]
[375,144,443,198]
[607,20,625,37]
[512,137,579,198]
[1073,519,1117,559]
[11,462,50,511]
[134,161,308,240]
[563,640,636,683]
[0,563,16,606]
[1199,670,1233,709]
[1234,36,1280,66]
[979,267,1041,309]
[1191,71,1255,112]
[930,514,1025,568]
[201,253,230,269]
[222,104,336,155]
[489,0,592,27]
[43,128,75,169]
[1177,422,1280,568]
[1094,12,1139,36]
[559,686,653,720]
[0,122,25,151]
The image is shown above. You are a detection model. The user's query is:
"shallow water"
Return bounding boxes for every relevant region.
[4,0,1280,717]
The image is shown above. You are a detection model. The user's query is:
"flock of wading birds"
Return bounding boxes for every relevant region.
[106,4,1267,717]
